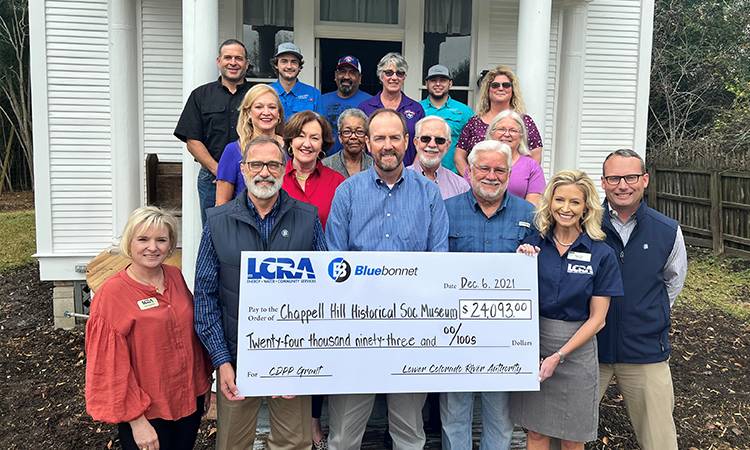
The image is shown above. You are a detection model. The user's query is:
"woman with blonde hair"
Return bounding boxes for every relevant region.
[455,65,544,175]
[215,84,285,205]
[86,206,212,450]
[511,170,623,450]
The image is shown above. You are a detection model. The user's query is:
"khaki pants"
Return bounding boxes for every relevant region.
[599,361,678,450]
[216,389,311,450]
[327,393,427,450]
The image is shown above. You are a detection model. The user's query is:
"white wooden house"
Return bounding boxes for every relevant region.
[29,0,654,325]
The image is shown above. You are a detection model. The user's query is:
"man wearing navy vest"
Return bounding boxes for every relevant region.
[194,135,327,450]
[597,149,687,450]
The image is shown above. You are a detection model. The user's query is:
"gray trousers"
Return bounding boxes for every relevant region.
[327,393,427,450]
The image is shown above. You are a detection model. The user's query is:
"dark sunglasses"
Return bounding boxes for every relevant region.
[383,69,406,79]
[418,135,447,145]
[490,81,513,90]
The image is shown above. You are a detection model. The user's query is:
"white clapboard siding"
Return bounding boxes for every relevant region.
[45,0,113,253]
[580,0,642,179]
[486,0,560,177]
[141,0,183,162]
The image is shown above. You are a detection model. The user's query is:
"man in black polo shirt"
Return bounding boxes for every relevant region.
[174,39,252,223]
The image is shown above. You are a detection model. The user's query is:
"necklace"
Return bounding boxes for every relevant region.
[553,234,577,247]
[295,172,309,182]
[128,266,165,294]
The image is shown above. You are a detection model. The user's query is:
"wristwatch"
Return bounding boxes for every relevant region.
[556,350,566,363]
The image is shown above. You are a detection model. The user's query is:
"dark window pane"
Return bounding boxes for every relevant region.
[320,0,399,24]
[243,0,294,78]
[423,0,472,86]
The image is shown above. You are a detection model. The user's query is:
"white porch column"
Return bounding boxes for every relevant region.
[553,1,589,172]
[109,0,140,242]
[182,0,218,288]
[515,0,552,141]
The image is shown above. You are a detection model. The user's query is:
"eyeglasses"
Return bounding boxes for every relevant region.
[492,127,521,136]
[603,174,644,185]
[473,165,509,176]
[243,160,284,173]
[418,135,447,145]
[340,129,366,138]
[490,81,513,90]
[383,69,406,79]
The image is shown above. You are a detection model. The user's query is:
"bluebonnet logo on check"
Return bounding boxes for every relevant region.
[328,257,351,283]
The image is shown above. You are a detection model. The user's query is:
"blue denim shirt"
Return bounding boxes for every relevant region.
[444,190,535,253]
[326,167,448,252]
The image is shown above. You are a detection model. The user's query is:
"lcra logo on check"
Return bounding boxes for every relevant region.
[246,257,316,282]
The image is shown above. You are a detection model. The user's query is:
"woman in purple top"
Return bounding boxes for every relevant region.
[358,52,425,166]
[486,109,546,207]
[215,84,285,205]
[455,66,543,175]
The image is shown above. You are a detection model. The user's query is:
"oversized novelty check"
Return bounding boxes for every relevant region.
[236,251,539,396]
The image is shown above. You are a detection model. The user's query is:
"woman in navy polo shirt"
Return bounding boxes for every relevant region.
[510,170,623,449]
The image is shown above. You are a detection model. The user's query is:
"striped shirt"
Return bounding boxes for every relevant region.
[325,167,449,252]
[194,194,327,367]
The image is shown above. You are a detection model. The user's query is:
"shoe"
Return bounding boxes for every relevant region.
[312,437,328,450]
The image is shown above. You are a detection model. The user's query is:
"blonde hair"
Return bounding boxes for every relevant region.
[119,206,179,258]
[476,65,527,115]
[237,84,285,154]
[534,170,606,241]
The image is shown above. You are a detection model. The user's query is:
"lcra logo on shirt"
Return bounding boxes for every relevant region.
[567,263,593,275]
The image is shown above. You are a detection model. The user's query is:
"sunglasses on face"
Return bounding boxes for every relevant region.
[383,70,406,79]
[490,81,513,90]
[418,135,447,145]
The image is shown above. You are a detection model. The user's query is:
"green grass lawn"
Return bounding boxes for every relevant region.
[0,210,36,272]
[678,248,750,321]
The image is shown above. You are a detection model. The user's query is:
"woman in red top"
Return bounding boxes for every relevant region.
[282,110,345,228]
[85,206,211,450]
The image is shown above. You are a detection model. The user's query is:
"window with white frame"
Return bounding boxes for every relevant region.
[243,0,294,80]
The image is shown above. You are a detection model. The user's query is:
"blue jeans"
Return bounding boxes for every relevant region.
[197,167,216,225]
[440,391,512,450]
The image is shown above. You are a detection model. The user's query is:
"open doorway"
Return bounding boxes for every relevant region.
[319,38,402,96]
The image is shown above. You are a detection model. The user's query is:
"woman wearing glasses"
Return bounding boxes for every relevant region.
[282,110,345,228]
[511,171,623,450]
[486,110,546,206]
[215,84,285,206]
[323,108,374,178]
[358,52,425,166]
[454,65,544,175]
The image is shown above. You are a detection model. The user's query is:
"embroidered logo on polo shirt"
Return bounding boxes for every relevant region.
[281,229,290,238]
[404,110,416,119]
[298,94,310,100]
[643,243,649,250]
[567,263,593,275]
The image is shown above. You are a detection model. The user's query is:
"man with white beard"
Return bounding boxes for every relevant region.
[440,139,535,450]
[194,135,327,450]
[407,115,470,200]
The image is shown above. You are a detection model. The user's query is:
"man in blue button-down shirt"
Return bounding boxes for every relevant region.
[270,42,320,117]
[441,139,536,450]
[325,109,449,450]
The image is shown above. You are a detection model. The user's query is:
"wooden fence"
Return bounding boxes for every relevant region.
[647,167,750,258]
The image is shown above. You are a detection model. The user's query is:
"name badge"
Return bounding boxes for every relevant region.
[518,221,531,228]
[567,251,592,262]
[137,297,159,310]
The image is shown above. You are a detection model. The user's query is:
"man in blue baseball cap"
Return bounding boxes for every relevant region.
[319,55,372,155]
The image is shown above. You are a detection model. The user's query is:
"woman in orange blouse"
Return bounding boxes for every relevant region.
[85,206,211,450]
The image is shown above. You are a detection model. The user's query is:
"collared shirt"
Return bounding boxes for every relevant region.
[85,265,212,423]
[508,155,546,199]
[322,150,374,178]
[270,79,321,117]
[282,160,346,228]
[174,78,252,161]
[326,167,448,252]
[444,191,535,253]
[607,204,687,306]
[420,96,474,173]
[358,92,425,167]
[407,159,470,200]
[319,90,373,155]
[194,194,327,367]
[525,232,624,321]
